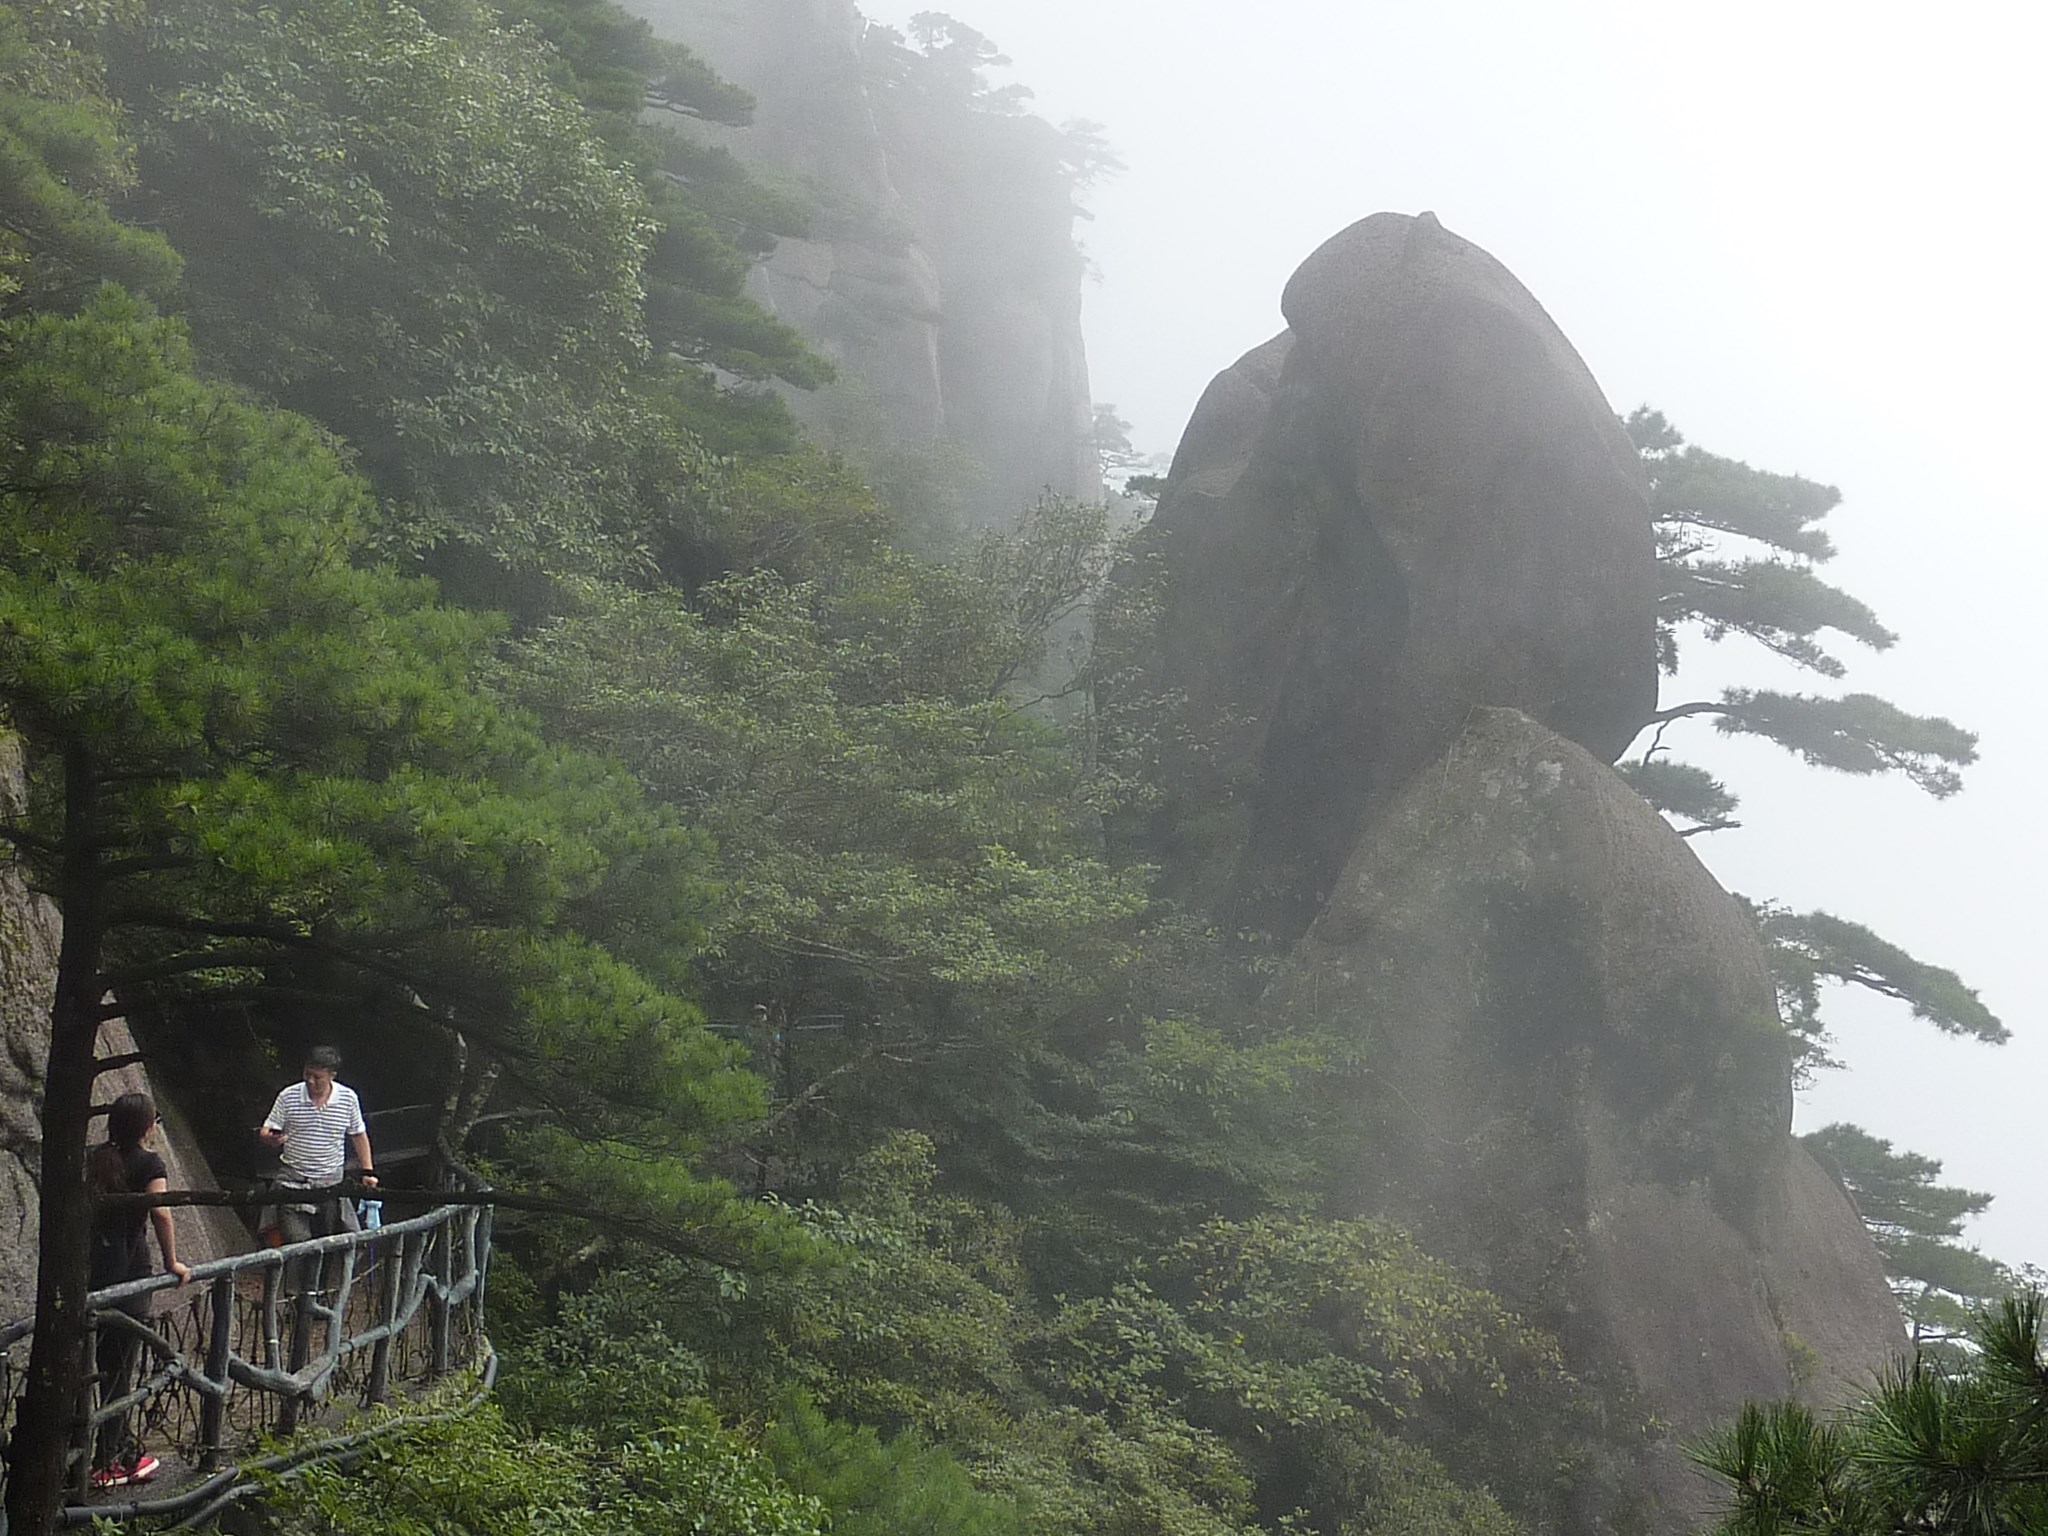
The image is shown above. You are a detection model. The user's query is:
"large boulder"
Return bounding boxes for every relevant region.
[1264,709,1903,1527]
[1139,212,1655,938]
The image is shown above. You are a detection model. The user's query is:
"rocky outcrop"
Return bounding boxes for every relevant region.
[628,0,1100,523]
[873,90,1100,522]
[1141,212,1655,938]
[1134,216,1906,1531]
[634,0,949,448]
[1279,213,1655,757]
[0,738,246,1327]
[0,738,65,1326]
[1265,711,1901,1525]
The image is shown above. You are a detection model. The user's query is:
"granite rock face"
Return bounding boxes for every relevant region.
[0,738,65,1326]
[628,0,1100,524]
[1279,212,1655,758]
[1264,710,1902,1526]
[0,737,246,1327]
[1143,212,1656,937]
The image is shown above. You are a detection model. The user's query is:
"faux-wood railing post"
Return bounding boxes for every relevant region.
[199,1275,233,1466]
[327,1244,359,1381]
[429,1216,453,1381]
[279,1282,314,1435]
[473,1204,493,1332]
[260,1262,283,1372]
[287,1286,314,1375]
[366,1231,405,1405]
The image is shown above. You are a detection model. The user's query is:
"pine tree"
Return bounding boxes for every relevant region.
[1693,1293,2048,1534]
[95,0,828,609]
[1802,1123,2009,1352]
[0,1,180,314]
[1625,406,1977,820]
[1620,409,1998,1062]
[0,292,751,1534]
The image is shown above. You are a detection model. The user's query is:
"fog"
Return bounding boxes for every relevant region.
[867,0,2048,1263]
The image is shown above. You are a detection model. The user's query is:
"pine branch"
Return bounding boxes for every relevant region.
[99,852,197,881]
[1755,906,2007,1044]
[99,945,289,993]
[1646,692,1977,797]
[1645,699,1730,725]
[0,824,60,856]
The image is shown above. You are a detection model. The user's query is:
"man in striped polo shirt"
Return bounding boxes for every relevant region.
[259,1046,377,1279]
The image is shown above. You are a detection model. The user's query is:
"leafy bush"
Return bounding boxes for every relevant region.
[270,1408,826,1536]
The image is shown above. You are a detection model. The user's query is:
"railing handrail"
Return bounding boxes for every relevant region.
[85,1201,466,1311]
[2,1178,490,1342]
[0,1182,495,1531]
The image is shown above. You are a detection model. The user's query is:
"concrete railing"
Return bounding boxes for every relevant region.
[0,1187,493,1529]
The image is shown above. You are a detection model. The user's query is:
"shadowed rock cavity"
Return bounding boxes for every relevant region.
[1265,709,1903,1528]
[1144,211,1656,940]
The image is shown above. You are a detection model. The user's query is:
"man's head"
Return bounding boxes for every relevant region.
[303,1044,343,1096]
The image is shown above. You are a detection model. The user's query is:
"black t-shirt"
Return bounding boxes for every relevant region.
[89,1144,167,1289]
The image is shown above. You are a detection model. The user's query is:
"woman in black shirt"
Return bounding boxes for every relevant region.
[87,1092,190,1490]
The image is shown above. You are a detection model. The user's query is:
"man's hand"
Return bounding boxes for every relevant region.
[256,1125,285,1148]
[167,1260,192,1285]
[360,1173,379,1188]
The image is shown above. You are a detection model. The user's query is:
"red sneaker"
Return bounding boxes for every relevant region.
[88,1453,160,1490]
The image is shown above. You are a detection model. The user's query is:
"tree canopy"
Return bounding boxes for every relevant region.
[1628,406,1977,819]
[0,282,778,1530]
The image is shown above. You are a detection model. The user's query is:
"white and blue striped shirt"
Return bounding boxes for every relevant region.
[263,1081,366,1185]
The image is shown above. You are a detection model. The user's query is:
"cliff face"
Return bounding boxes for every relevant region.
[1140,213,1904,1531]
[0,739,65,1325]
[626,0,1100,525]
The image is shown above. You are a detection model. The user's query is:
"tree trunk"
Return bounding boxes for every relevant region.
[4,743,104,1536]
[442,1046,500,1178]
[430,1031,498,1187]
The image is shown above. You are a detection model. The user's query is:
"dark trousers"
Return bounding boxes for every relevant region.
[93,1294,149,1470]
[278,1190,357,1296]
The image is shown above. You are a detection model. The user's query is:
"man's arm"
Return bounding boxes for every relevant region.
[349,1130,377,1187]
[257,1088,290,1148]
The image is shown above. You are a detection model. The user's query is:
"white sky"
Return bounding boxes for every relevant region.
[866,0,2048,1265]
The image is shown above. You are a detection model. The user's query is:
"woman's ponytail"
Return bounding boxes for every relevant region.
[88,1092,157,1195]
